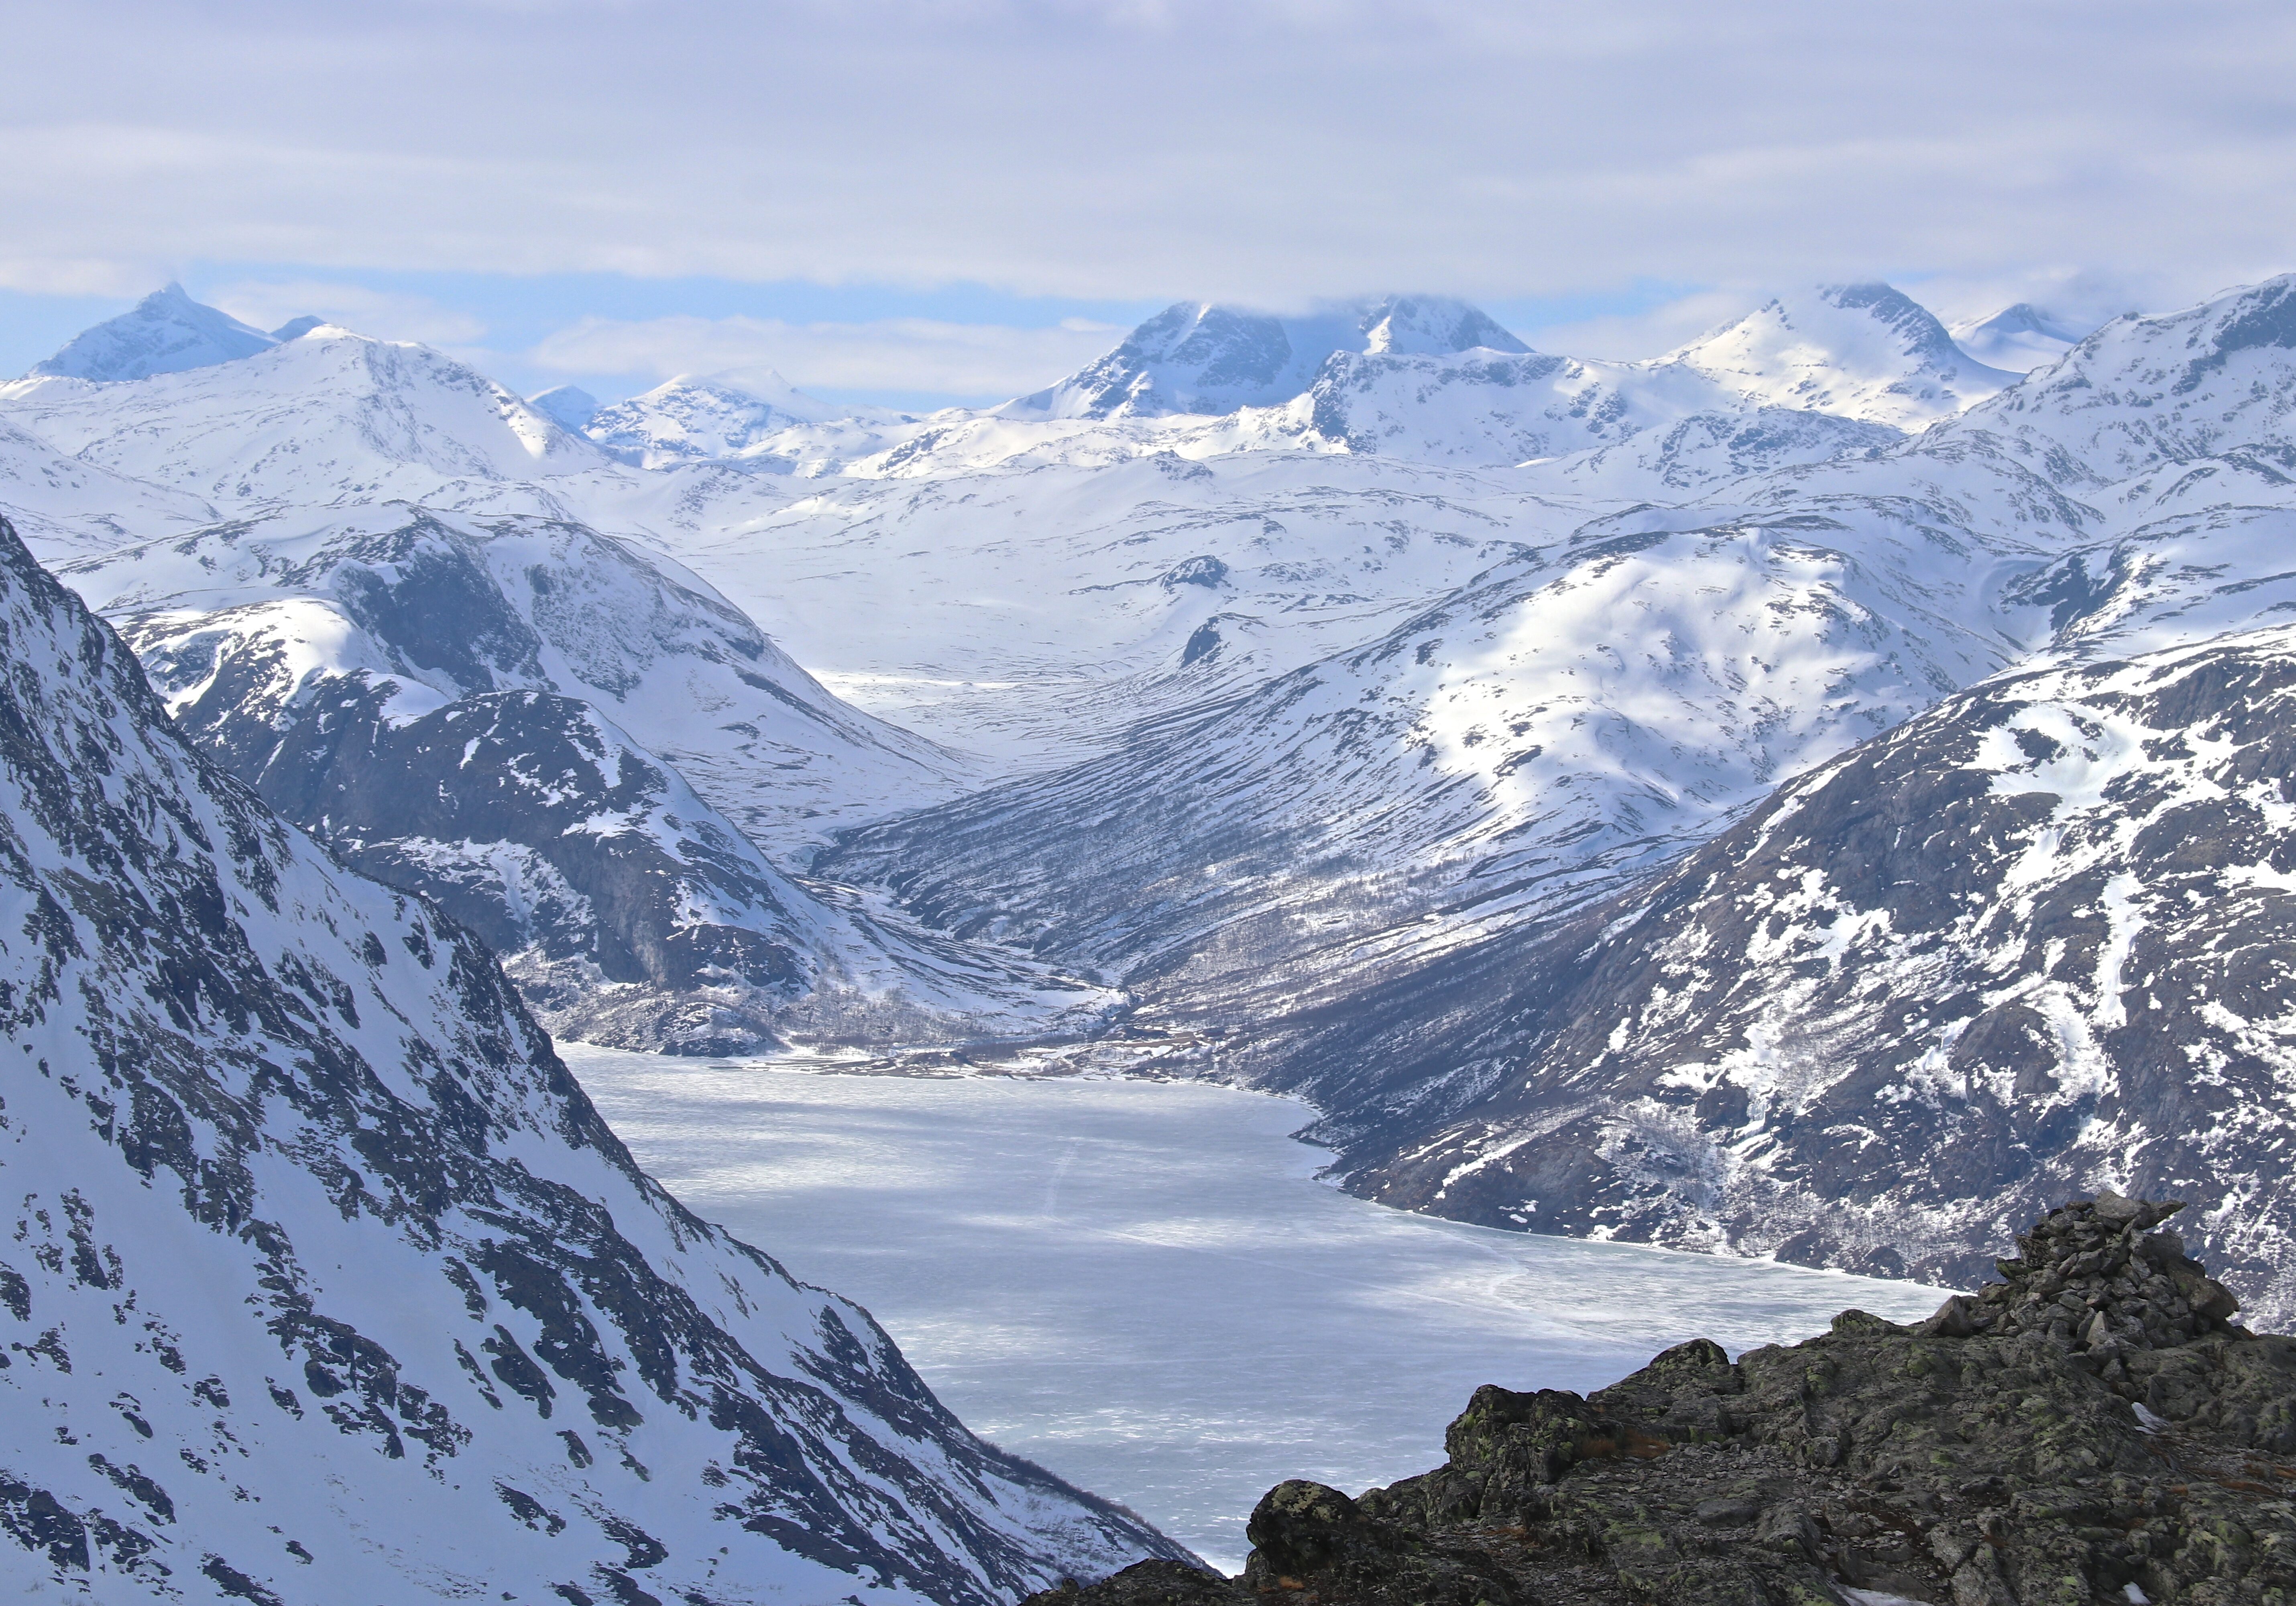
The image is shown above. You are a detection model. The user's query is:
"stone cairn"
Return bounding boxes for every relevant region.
[1926,1190,2241,1365]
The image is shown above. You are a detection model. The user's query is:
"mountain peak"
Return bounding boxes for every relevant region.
[1944,271,2296,483]
[1669,281,2019,428]
[583,371,857,467]
[28,283,281,383]
[1353,294,1531,358]
[1950,302,2094,372]
[1007,295,1531,420]
[527,382,599,431]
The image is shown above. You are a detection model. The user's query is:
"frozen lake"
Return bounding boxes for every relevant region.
[564,1049,1949,1569]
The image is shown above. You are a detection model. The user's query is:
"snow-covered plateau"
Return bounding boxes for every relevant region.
[4,272,2296,1399]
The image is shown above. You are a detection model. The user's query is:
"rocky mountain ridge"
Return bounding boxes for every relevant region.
[1196,623,2296,1324]
[1031,1195,2292,1606]
[10,272,2296,1314]
[30,283,300,383]
[0,511,1185,1601]
[59,506,1113,1054]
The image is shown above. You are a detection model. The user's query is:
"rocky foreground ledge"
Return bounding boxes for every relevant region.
[1029,1195,2296,1606]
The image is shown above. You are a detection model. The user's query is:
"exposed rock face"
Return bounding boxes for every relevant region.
[1030,1198,2293,1606]
[66,506,1111,1054]
[0,514,1184,1601]
[820,504,2026,1001]
[1207,623,2296,1325]
[1006,297,1532,421]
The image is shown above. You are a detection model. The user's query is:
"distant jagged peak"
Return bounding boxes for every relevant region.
[1352,294,1531,358]
[26,281,281,383]
[584,369,867,467]
[1949,302,2095,372]
[1942,270,2296,483]
[1,316,603,491]
[629,367,853,422]
[1006,293,1531,421]
[1669,281,2020,428]
[527,381,598,432]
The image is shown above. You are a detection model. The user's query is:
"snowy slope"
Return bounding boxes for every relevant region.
[60,508,1107,1053]
[1517,407,1901,498]
[529,384,600,432]
[589,373,882,468]
[1930,273,2296,489]
[62,505,973,851]
[0,513,1183,1602]
[1284,348,1887,469]
[0,415,218,555]
[1006,296,1530,420]
[1950,303,2091,373]
[1298,624,2296,1327]
[636,451,1585,766]
[0,326,609,508]
[26,283,286,382]
[1672,283,2022,428]
[818,492,2058,994]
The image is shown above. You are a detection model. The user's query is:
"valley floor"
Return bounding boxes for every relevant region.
[563,1047,1950,1569]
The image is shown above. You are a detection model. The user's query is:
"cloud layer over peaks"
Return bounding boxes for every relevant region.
[2,1,2293,309]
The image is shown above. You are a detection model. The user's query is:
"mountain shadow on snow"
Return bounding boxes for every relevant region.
[0,512,1185,1602]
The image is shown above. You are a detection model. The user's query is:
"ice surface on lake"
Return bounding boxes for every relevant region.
[566,1049,1952,1570]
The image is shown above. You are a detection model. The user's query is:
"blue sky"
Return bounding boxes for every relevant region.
[4,1,2290,407]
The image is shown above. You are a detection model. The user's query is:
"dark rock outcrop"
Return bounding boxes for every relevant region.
[0,512,1184,1602]
[1195,623,2296,1325]
[1030,1197,2296,1606]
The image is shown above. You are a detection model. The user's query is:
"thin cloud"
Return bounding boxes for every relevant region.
[1,2,2292,308]
[525,314,1126,400]
[1519,291,1766,364]
[209,280,489,344]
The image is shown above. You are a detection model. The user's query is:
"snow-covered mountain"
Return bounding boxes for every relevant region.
[1006,296,1531,421]
[817,489,2059,995]
[26,283,303,382]
[0,512,1184,1601]
[588,373,877,469]
[805,269,2296,1313]
[1950,302,2093,372]
[1930,273,2296,489]
[1292,622,2296,1326]
[529,383,600,432]
[0,326,606,512]
[60,507,1107,1054]
[65,505,971,852]
[18,273,2296,1307]
[1671,283,2022,428]
[0,414,218,552]
[680,286,1994,481]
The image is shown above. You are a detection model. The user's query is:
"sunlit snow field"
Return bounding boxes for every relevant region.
[565,1048,1949,1569]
